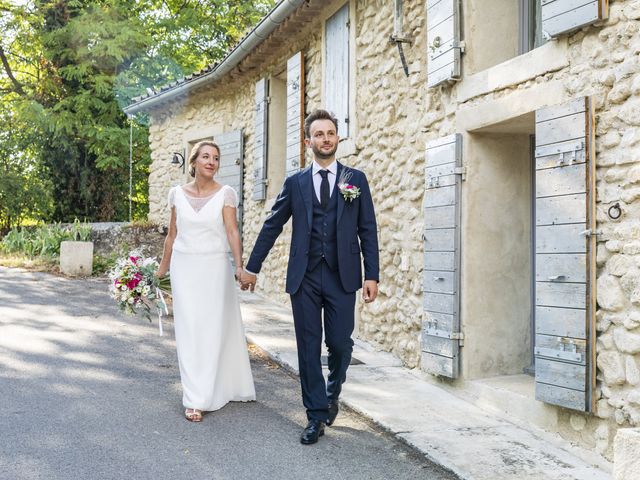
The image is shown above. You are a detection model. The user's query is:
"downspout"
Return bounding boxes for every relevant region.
[123,0,306,115]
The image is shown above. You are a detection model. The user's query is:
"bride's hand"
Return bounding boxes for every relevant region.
[235,267,244,282]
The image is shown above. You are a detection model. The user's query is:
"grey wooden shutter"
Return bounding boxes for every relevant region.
[427,0,462,88]
[253,78,268,201]
[286,51,304,177]
[541,0,609,38]
[422,134,462,378]
[534,97,596,412]
[325,4,349,137]
[215,129,244,232]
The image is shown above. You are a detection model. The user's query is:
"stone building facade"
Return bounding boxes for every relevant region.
[125,0,640,463]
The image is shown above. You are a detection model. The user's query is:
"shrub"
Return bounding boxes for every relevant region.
[0,219,92,258]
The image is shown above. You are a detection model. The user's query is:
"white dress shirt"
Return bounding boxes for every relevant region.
[312,160,337,202]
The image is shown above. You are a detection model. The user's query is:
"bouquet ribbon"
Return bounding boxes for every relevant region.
[156,287,169,336]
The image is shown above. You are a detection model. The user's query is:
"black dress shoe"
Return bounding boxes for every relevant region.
[327,400,339,426]
[300,420,325,445]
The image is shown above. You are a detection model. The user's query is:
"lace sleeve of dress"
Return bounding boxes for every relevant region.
[168,187,176,209]
[223,186,239,208]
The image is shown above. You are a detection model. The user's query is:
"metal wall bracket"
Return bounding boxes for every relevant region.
[390,34,413,44]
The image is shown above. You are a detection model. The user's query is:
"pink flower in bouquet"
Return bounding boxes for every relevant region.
[108,250,171,323]
[126,273,142,290]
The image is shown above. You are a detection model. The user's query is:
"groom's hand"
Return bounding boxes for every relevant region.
[362,280,378,303]
[240,271,257,292]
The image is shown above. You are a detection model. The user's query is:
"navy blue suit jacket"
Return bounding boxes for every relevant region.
[246,162,379,295]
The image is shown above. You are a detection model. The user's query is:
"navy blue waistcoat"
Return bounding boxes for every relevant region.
[308,185,338,271]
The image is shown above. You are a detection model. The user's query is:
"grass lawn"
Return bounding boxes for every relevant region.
[0,253,114,276]
[0,253,60,273]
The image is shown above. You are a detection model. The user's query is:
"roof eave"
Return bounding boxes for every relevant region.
[123,0,306,116]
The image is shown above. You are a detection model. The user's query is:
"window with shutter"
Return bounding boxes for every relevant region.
[534,97,596,412]
[253,78,268,201]
[427,0,462,87]
[286,52,304,177]
[422,134,463,378]
[215,129,244,233]
[325,4,350,137]
[541,0,609,38]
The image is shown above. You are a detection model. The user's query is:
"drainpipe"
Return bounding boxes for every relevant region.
[390,0,412,77]
[123,0,306,115]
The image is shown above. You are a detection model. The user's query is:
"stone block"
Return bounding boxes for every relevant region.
[613,327,640,354]
[614,428,640,480]
[597,274,627,311]
[59,241,94,277]
[597,350,626,385]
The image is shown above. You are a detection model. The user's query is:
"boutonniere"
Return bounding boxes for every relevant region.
[337,168,361,202]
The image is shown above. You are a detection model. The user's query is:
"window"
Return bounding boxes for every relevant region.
[267,71,287,199]
[253,52,305,201]
[519,0,546,54]
[463,0,547,75]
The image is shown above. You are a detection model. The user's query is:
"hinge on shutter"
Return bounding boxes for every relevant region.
[535,347,582,363]
[454,166,466,181]
[346,19,350,28]
[425,328,464,342]
[535,141,583,165]
[455,40,466,53]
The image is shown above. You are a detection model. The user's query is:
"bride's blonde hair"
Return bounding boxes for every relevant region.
[188,141,220,177]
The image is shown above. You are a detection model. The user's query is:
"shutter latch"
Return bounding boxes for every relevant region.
[579,229,602,238]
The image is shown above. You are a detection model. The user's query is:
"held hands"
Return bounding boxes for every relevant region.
[235,267,244,284]
[362,280,378,303]
[239,270,257,292]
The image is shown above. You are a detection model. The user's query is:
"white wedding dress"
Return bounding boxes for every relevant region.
[168,185,255,411]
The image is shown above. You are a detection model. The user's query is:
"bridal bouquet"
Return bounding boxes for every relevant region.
[108,251,171,333]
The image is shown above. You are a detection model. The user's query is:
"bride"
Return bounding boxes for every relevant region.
[156,140,256,422]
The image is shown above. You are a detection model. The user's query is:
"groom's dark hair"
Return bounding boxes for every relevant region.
[304,109,338,138]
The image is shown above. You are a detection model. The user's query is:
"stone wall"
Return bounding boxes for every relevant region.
[350,0,428,367]
[418,0,640,461]
[586,1,640,459]
[141,0,640,460]
[146,25,325,309]
[90,223,166,258]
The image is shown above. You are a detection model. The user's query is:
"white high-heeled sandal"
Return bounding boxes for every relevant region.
[185,408,203,422]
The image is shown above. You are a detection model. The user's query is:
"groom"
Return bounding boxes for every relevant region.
[242,109,379,445]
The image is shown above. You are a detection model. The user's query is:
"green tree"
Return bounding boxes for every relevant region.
[0,0,275,224]
[0,109,53,233]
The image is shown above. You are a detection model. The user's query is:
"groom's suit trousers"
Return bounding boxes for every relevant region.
[290,260,355,422]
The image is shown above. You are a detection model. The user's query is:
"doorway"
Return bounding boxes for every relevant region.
[461,112,535,380]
